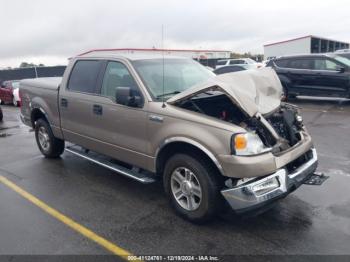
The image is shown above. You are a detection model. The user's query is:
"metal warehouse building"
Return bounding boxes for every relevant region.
[264,35,349,59]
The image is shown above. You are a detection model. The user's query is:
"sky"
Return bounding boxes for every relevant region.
[0,0,349,68]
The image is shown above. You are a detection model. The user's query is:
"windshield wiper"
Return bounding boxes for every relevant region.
[156,91,181,99]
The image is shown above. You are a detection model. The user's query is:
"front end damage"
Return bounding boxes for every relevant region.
[168,68,319,213]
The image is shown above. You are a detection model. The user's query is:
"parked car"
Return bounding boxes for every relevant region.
[215,58,262,69]
[20,53,319,222]
[267,54,350,100]
[0,105,3,121]
[334,51,350,60]
[213,65,247,75]
[0,80,20,106]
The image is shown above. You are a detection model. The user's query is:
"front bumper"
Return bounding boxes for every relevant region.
[221,148,318,213]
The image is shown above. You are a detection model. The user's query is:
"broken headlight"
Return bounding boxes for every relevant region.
[232,132,272,156]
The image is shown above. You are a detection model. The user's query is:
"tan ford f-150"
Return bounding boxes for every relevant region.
[20,51,319,222]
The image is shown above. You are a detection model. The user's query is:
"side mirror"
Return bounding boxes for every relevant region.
[115,86,142,108]
[336,66,345,73]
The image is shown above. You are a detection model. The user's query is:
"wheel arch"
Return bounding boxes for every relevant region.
[30,107,50,128]
[155,137,224,177]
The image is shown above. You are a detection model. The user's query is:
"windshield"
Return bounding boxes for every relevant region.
[132,59,214,100]
[333,55,350,67]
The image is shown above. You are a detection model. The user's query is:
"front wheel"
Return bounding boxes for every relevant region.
[163,154,223,223]
[35,118,65,158]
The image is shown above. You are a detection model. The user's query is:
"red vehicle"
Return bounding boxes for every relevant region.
[0,81,20,105]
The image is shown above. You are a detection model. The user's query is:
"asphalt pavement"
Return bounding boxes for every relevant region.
[0,98,349,259]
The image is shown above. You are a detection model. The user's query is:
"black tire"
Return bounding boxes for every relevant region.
[35,118,65,158]
[282,83,297,101]
[163,153,223,223]
[281,83,289,101]
[0,107,3,122]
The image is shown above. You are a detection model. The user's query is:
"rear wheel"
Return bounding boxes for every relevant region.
[35,118,65,158]
[164,154,223,223]
[0,107,3,121]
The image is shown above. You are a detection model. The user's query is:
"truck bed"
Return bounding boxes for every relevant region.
[20,77,63,137]
[21,77,62,90]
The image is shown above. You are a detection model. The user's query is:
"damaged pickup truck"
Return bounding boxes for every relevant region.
[20,51,319,222]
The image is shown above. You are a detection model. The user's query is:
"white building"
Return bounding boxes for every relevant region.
[264,35,349,59]
[78,48,231,60]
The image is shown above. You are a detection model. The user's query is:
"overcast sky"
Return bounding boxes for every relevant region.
[0,0,349,67]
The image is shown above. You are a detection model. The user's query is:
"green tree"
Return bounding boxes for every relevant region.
[19,62,45,68]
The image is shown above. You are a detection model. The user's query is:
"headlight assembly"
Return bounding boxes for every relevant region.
[232,132,272,156]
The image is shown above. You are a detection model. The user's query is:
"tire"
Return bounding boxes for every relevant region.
[0,99,3,105]
[35,118,65,158]
[281,83,297,101]
[163,153,223,223]
[0,107,3,122]
[281,83,289,101]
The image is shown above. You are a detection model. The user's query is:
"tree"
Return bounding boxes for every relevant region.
[19,62,45,68]
[230,52,264,62]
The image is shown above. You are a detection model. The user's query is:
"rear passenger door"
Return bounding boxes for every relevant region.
[59,59,106,147]
[285,58,317,94]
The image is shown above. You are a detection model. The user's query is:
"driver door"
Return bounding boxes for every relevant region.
[90,61,149,168]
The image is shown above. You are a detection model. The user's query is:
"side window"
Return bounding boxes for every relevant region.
[68,60,103,93]
[216,60,227,66]
[288,59,313,70]
[101,61,139,101]
[314,59,339,71]
[274,59,289,68]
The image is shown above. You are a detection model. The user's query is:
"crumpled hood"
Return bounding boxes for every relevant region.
[167,67,283,117]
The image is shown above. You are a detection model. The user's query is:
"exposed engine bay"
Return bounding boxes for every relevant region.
[175,91,304,152]
[176,91,248,125]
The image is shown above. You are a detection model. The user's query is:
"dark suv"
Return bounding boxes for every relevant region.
[267,54,350,99]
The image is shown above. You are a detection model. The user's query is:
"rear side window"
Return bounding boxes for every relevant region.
[215,66,245,75]
[274,59,289,68]
[68,60,103,93]
[229,60,244,65]
[216,60,227,66]
[288,59,313,70]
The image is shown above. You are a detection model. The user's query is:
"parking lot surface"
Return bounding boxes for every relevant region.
[0,98,350,257]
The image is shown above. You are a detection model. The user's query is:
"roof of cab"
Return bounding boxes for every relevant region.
[77,51,187,61]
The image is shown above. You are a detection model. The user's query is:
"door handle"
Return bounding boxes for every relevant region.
[61,98,68,107]
[93,104,103,115]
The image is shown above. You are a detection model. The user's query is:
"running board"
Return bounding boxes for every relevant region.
[65,145,156,184]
